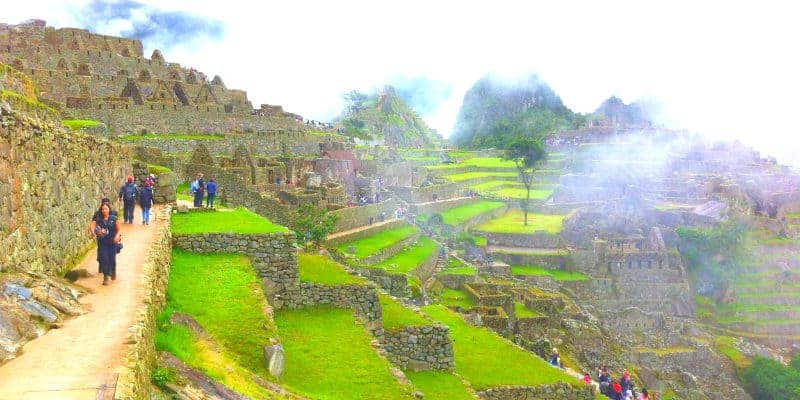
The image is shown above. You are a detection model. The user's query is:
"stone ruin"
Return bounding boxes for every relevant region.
[0,20,304,135]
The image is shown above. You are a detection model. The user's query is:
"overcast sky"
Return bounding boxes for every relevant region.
[3,1,799,165]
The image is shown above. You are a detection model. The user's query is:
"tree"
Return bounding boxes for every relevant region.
[293,202,337,246]
[342,117,371,141]
[344,90,368,113]
[743,356,800,400]
[504,137,546,225]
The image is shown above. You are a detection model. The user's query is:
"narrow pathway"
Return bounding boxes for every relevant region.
[0,205,166,400]
[326,218,400,241]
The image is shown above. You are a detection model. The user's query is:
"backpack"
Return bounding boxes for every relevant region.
[123,183,137,201]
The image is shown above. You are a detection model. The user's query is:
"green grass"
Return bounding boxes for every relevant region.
[427,157,517,170]
[440,288,475,309]
[444,171,518,182]
[439,201,505,225]
[474,210,565,234]
[514,301,542,318]
[171,207,287,235]
[440,257,476,275]
[469,180,524,191]
[714,335,751,369]
[298,253,364,285]
[510,265,588,281]
[405,371,475,400]
[489,187,554,200]
[370,236,438,274]
[147,164,172,174]
[176,183,193,202]
[379,294,429,331]
[474,235,487,247]
[275,306,414,399]
[164,249,277,373]
[0,89,58,113]
[337,225,418,259]
[62,119,99,131]
[422,305,577,389]
[118,133,225,141]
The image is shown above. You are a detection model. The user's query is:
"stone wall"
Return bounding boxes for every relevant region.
[410,197,475,215]
[360,233,421,265]
[330,199,399,232]
[437,273,477,290]
[114,206,172,400]
[492,251,571,270]
[391,182,467,203]
[480,232,564,249]
[382,325,455,371]
[283,282,382,332]
[131,160,176,204]
[1,67,132,275]
[477,382,597,400]
[171,231,298,305]
[127,131,340,157]
[352,267,411,298]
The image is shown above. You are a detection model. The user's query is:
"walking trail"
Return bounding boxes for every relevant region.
[0,205,165,400]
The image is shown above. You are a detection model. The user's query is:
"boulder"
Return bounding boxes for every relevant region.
[263,344,285,379]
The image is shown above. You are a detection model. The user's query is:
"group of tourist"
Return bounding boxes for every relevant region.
[548,350,658,399]
[189,173,218,208]
[87,174,158,286]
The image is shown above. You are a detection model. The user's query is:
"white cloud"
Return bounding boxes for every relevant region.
[3,0,799,165]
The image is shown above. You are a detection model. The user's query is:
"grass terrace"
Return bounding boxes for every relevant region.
[441,257,476,275]
[475,210,566,235]
[514,302,542,318]
[171,207,287,235]
[422,305,577,389]
[485,187,554,200]
[510,265,588,281]
[158,249,278,377]
[405,371,475,400]
[439,201,505,225]
[275,306,415,400]
[379,294,429,331]
[147,164,172,175]
[175,183,193,202]
[370,236,438,274]
[62,119,99,131]
[298,253,365,285]
[118,133,225,141]
[427,157,517,170]
[469,180,524,191]
[444,171,518,182]
[439,288,475,309]
[337,225,418,259]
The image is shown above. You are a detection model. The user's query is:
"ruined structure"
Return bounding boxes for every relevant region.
[0,20,303,135]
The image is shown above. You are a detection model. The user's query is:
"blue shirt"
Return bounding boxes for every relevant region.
[207,181,217,195]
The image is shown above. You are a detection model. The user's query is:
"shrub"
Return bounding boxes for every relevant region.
[150,367,176,387]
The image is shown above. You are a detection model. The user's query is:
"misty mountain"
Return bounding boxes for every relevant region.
[594,96,652,126]
[340,85,441,148]
[451,75,584,148]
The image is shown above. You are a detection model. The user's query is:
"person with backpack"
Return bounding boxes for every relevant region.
[549,348,561,367]
[206,178,217,208]
[89,198,117,272]
[139,183,154,225]
[92,202,121,285]
[118,176,138,224]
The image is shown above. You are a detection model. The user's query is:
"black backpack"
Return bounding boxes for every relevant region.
[123,183,138,201]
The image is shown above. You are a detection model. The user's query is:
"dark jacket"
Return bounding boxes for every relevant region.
[139,186,154,207]
[206,181,217,195]
[119,182,138,202]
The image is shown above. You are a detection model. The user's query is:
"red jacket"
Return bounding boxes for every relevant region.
[612,382,622,393]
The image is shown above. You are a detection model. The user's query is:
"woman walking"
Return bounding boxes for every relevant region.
[93,203,122,285]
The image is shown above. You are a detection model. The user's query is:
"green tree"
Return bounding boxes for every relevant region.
[743,356,800,400]
[293,202,337,246]
[504,137,546,225]
[342,117,371,140]
[344,90,368,113]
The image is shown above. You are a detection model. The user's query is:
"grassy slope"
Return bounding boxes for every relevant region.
[62,119,99,130]
[405,371,475,400]
[475,210,565,234]
[423,305,577,390]
[171,208,287,235]
[160,249,278,375]
[379,294,429,331]
[298,252,365,285]
[510,265,588,281]
[440,288,475,309]
[439,201,505,226]
[445,171,518,182]
[370,236,438,274]
[337,225,418,259]
[275,306,414,400]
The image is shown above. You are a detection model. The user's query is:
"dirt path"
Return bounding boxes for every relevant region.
[0,205,166,400]
[326,218,400,241]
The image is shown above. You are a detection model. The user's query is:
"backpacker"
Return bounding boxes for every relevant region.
[123,183,138,201]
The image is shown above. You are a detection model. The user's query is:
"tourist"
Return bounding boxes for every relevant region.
[193,173,205,207]
[92,202,121,285]
[637,388,649,400]
[621,369,632,393]
[583,373,592,385]
[118,176,138,224]
[89,198,116,272]
[549,348,560,367]
[598,367,611,396]
[139,183,154,225]
[206,178,217,208]
[611,379,623,400]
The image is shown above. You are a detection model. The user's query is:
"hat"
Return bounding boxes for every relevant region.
[101,197,111,204]
[127,176,134,183]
